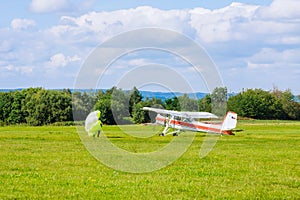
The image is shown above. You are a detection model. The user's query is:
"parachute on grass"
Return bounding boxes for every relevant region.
[85,110,102,137]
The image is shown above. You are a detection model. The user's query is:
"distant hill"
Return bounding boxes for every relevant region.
[139,91,208,100]
[0,88,23,92]
[2,88,297,101]
[0,88,208,100]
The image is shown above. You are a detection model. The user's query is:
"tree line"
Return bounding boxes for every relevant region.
[0,87,299,126]
[228,88,300,120]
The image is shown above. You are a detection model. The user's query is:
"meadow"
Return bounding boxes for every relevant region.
[0,121,299,199]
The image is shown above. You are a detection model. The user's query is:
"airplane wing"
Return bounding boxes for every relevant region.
[142,107,218,119]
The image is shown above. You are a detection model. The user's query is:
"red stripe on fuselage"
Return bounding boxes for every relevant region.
[156,115,221,133]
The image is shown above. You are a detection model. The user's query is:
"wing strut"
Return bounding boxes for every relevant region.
[159,115,180,136]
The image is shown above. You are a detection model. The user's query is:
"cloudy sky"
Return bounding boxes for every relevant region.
[1,0,300,94]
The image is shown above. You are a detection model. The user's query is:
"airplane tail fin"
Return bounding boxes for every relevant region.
[221,111,237,135]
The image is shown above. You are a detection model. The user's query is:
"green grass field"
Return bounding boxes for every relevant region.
[0,121,299,199]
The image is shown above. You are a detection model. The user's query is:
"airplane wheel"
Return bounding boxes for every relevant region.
[159,133,165,136]
[173,133,178,136]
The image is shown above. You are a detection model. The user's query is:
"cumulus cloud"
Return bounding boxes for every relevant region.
[248,48,300,69]
[2,2,300,91]
[3,64,33,74]
[189,3,259,43]
[257,0,300,20]
[54,3,299,46]
[58,6,191,42]
[47,53,81,68]
[30,0,71,13]
[11,18,36,30]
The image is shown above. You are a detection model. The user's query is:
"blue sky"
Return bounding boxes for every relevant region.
[1,0,300,94]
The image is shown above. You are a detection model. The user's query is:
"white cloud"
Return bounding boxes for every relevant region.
[11,18,36,30]
[127,58,149,66]
[46,3,293,48]
[253,48,300,63]
[3,64,33,74]
[257,0,300,20]
[58,6,190,42]
[5,64,14,71]
[47,53,81,68]
[247,48,300,72]
[1,2,300,92]
[189,3,259,43]
[30,0,71,13]
[268,36,300,45]
[56,3,299,46]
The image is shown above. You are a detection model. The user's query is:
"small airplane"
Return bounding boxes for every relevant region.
[142,107,238,136]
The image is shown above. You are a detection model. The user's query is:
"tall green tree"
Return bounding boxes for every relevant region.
[94,98,115,124]
[22,88,73,125]
[132,102,149,124]
[228,89,282,119]
[198,94,211,112]
[211,87,227,116]
[94,87,128,125]
[0,92,14,124]
[24,89,51,125]
[132,97,163,124]
[72,91,97,121]
[271,88,300,120]
[49,90,73,123]
[178,94,198,111]
[129,87,143,117]
[165,97,180,111]
[7,90,26,124]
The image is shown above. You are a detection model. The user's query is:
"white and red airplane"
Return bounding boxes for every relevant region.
[142,107,237,136]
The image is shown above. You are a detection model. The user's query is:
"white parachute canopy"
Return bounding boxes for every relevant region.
[85,110,100,136]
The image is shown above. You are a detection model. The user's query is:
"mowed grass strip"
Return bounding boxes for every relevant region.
[0,121,299,199]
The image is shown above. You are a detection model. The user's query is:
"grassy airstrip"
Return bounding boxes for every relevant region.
[0,121,299,199]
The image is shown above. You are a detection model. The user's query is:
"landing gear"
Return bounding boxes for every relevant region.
[160,120,180,136]
[159,131,180,136]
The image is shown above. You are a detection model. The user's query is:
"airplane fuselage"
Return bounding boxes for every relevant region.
[155,114,234,135]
